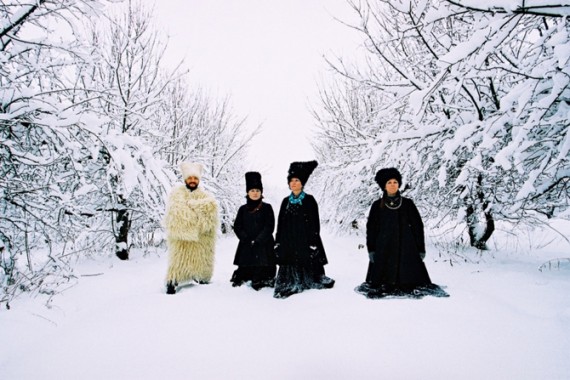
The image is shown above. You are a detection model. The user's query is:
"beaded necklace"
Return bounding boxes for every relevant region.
[384,193,402,210]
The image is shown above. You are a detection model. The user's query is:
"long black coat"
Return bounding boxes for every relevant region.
[233,201,276,267]
[275,194,328,266]
[365,196,431,286]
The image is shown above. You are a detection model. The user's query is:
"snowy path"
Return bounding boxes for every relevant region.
[1,233,569,380]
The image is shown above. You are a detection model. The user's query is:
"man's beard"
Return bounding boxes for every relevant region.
[186,183,198,191]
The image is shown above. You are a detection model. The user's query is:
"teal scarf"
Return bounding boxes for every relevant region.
[288,191,306,205]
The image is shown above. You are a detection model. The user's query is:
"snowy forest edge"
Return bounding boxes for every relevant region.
[1,0,570,308]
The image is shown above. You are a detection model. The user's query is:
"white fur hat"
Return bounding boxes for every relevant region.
[180,162,203,180]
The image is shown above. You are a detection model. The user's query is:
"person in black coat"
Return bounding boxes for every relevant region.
[231,172,276,290]
[273,160,335,299]
[355,168,449,299]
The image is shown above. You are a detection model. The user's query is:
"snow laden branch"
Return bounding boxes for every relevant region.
[445,0,570,17]
[312,0,569,249]
[1,0,115,308]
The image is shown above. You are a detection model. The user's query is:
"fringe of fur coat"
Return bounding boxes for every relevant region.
[163,185,218,284]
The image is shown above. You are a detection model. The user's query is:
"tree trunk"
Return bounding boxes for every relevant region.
[465,173,496,250]
[466,205,495,250]
[115,196,130,260]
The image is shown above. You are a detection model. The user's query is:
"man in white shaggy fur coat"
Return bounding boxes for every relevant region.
[163,162,218,294]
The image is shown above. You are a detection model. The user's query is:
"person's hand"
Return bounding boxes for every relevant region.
[368,251,375,263]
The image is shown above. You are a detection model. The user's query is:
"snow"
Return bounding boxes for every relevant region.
[1,230,569,380]
[2,2,570,378]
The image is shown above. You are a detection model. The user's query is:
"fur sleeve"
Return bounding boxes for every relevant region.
[163,187,218,241]
[188,195,218,236]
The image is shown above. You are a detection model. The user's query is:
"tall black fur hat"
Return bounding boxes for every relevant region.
[287,160,318,185]
[245,171,263,192]
[375,168,402,190]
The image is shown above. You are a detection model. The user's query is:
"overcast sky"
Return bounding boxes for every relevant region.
[154,0,363,188]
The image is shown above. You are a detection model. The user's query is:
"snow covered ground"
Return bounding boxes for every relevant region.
[1,229,569,380]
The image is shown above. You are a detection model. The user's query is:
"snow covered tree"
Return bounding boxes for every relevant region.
[198,98,260,233]
[0,0,113,305]
[1,0,257,307]
[80,0,257,254]
[154,82,260,233]
[77,0,181,260]
[313,0,570,248]
[311,79,383,230]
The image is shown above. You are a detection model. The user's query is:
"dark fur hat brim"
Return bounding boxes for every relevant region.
[287,160,318,185]
[375,167,402,190]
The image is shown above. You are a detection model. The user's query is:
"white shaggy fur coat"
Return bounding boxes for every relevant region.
[163,185,218,284]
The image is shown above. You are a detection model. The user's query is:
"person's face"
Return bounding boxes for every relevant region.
[289,178,303,194]
[248,189,262,201]
[185,176,200,189]
[385,179,399,196]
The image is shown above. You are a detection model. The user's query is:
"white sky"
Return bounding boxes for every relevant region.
[154,0,363,188]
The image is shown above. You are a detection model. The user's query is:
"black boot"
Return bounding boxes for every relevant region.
[166,282,176,295]
[320,275,335,289]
